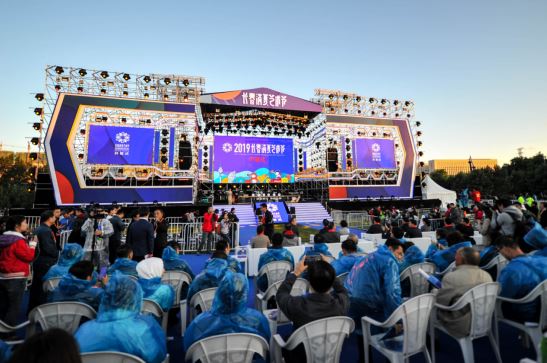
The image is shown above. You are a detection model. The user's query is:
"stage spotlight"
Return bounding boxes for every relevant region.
[299,161,303,166]
[298,167,303,172]
[382,112,387,116]
[100,71,109,79]
[419,161,425,167]
[143,75,151,83]
[418,151,424,157]
[78,154,84,160]
[393,100,399,105]
[417,141,423,146]
[405,101,413,107]
[343,95,348,100]
[77,86,84,93]
[183,79,190,87]
[344,109,348,113]
[347,160,352,167]
[203,159,208,165]
[395,113,400,117]
[372,132,376,136]
[369,98,376,103]
[371,111,376,115]
[29,152,38,161]
[161,147,167,154]
[34,108,42,116]
[80,129,86,135]
[54,66,64,74]
[356,96,361,102]
[30,137,39,145]
[161,156,168,163]
[416,121,422,127]
[164,94,169,100]
[35,93,44,101]
[416,131,422,137]
[79,69,87,77]
[421,182,427,188]
[123,91,128,97]
[381,99,387,104]
[54,85,61,91]
[123,73,131,81]
[100,88,106,95]
[395,143,399,148]
[144,93,149,99]
[346,145,351,151]
[32,122,41,131]
[406,114,412,118]
[161,129,169,136]
[328,94,334,99]
[161,139,169,146]
[183,93,189,101]
[203,166,208,171]
[163,78,171,85]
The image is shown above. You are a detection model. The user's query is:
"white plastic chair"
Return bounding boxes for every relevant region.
[362,294,435,363]
[340,235,349,242]
[337,272,349,285]
[400,262,436,297]
[406,237,432,254]
[436,261,456,278]
[430,282,501,363]
[188,287,217,322]
[141,299,168,334]
[255,261,292,295]
[42,277,62,293]
[480,254,508,281]
[271,316,354,363]
[81,351,146,363]
[27,302,96,336]
[495,280,547,360]
[185,333,268,363]
[256,278,310,312]
[161,270,192,336]
[0,319,29,345]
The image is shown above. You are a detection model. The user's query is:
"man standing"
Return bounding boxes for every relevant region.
[28,211,60,312]
[81,209,113,268]
[405,219,423,238]
[436,247,492,337]
[125,207,154,262]
[260,203,274,241]
[198,207,215,254]
[107,207,125,265]
[68,207,87,246]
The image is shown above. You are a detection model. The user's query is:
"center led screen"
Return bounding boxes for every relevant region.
[213,136,294,183]
[354,138,396,169]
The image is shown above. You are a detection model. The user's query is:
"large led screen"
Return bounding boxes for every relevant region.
[87,125,154,165]
[354,138,396,169]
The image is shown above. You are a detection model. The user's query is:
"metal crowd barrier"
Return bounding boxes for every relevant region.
[168,222,240,253]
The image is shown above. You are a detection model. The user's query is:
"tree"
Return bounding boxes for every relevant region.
[0,156,34,209]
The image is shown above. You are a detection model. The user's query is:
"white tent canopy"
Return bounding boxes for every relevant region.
[422,175,457,207]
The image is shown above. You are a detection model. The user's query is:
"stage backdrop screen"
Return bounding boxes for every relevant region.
[87,125,155,165]
[354,138,396,169]
[213,135,294,183]
[255,201,290,224]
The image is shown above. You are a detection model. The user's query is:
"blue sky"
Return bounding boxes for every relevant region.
[1,0,545,164]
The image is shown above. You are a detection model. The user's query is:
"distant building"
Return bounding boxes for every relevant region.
[428,159,497,176]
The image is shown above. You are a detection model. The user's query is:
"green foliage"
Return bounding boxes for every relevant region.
[0,156,34,208]
[430,153,547,197]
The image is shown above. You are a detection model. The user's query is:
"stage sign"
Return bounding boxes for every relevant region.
[255,201,290,224]
[87,125,154,165]
[213,135,294,183]
[354,138,396,169]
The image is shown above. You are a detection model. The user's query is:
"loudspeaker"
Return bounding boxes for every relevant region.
[327,147,338,172]
[178,141,192,170]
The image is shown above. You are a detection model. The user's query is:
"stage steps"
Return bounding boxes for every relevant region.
[287,202,332,224]
[213,204,257,227]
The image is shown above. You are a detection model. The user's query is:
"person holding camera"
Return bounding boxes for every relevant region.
[81,208,113,269]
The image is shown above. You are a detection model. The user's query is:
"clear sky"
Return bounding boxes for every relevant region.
[1,0,546,164]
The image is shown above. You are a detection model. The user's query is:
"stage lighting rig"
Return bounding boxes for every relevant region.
[100,71,109,79]
[32,122,41,131]
[55,66,64,74]
[35,93,44,101]
[123,73,131,81]
[143,75,151,83]
[30,137,40,145]
[79,69,87,77]
[34,108,43,116]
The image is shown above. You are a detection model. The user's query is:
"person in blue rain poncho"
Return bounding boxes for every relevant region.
[184,271,271,351]
[162,243,195,279]
[256,233,294,292]
[42,243,83,281]
[203,240,242,274]
[299,234,333,261]
[399,241,425,272]
[523,221,547,257]
[344,238,404,332]
[331,237,361,276]
[186,257,229,303]
[429,231,472,272]
[497,236,547,322]
[48,260,103,311]
[136,257,174,312]
[107,244,138,277]
[425,229,448,259]
[75,272,167,363]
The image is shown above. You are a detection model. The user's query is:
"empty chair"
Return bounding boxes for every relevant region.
[185,333,268,363]
[496,280,547,360]
[81,351,145,363]
[340,235,349,242]
[42,277,62,293]
[400,262,436,297]
[27,301,96,336]
[480,254,508,281]
[141,299,168,334]
[0,319,29,345]
[188,287,217,322]
[430,282,501,363]
[161,270,192,336]
[255,261,292,295]
[362,294,435,363]
[271,316,354,363]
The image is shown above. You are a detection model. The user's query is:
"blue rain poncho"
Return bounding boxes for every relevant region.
[162,246,195,279]
[43,243,83,281]
[75,272,167,363]
[337,246,364,259]
[138,278,175,312]
[425,238,447,259]
[430,241,472,272]
[331,253,360,276]
[479,245,498,267]
[184,272,271,351]
[524,222,547,250]
[399,245,425,273]
[48,273,103,311]
[299,243,333,261]
[187,258,229,303]
[256,247,295,292]
[107,258,138,277]
[499,255,547,322]
[344,245,402,322]
[204,255,243,274]
[0,340,10,363]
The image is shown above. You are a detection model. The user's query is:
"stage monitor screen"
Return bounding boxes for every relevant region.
[255,201,290,224]
[87,125,155,165]
[213,135,294,183]
[354,138,396,169]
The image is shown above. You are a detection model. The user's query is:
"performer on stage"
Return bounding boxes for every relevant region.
[260,203,274,240]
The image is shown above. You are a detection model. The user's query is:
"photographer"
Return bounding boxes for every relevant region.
[82,208,113,268]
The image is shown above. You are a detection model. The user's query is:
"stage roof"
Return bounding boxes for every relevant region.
[200,87,323,114]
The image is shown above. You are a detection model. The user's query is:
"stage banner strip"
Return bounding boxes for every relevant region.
[154,130,160,164]
[168,127,175,168]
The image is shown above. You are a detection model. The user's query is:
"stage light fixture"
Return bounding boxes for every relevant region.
[395,113,400,117]
[123,91,128,97]
[418,151,424,157]
[79,69,87,77]
[346,145,351,151]
[34,108,42,116]
[30,137,40,145]
[123,73,131,81]
[382,112,387,116]
[161,129,169,136]
[100,71,109,79]
[416,121,421,127]
[393,100,399,105]
[54,85,61,91]
[419,161,425,167]
[371,111,376,115]
[203,159,208,165]
[35,93,44,101]
[161,147,167,154]
[32,122,41,131]
[416,131,422,137]
[203,166,209,171]
[421,182,427,188]
[381,99,387,104]
[143,75,151,83]
[347,160,352,167]
[77,86,83,93]
[356,96,361,102]
[417,141,423,146]
[163,78,171,85]
[100,88,106,95]
[406,114,411,118]
[369,98,376,103]
[183,93,189,101]
[29,152,38,161]
[80,129,86,135]
[161,156,168,163]
[164,94,169,100]
[405,101,413,107]
[328,94,334,99]
[161,139,168,145]
[183,79,190,87]
[54,66,64,74]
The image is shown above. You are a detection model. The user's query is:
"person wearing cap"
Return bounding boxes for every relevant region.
[136,257,174,312]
